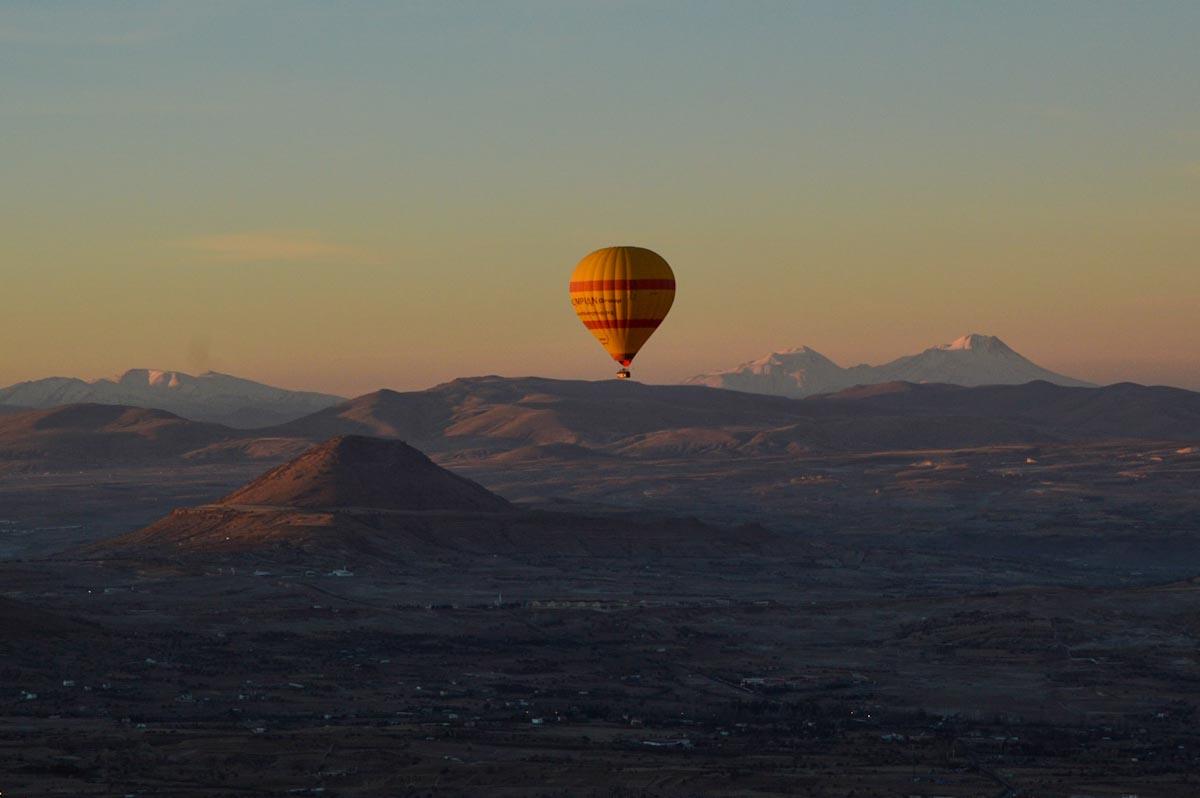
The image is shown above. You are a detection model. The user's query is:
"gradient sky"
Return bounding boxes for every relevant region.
[3,1,1198,395]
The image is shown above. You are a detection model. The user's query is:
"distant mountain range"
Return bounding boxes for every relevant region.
[0,338,1101,432]
[0,369,344,428]
[684,334,1094,397]
[4,377,1197,476]
[270,377,1199,455]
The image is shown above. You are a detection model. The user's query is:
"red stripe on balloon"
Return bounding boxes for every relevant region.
[583,319,663,330]
[569,279,676,291]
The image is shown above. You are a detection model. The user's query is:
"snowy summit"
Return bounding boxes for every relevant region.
[0,369,344,428]
[684,334,1094,398]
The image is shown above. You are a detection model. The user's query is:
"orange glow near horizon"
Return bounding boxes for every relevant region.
[2,5,1197,395]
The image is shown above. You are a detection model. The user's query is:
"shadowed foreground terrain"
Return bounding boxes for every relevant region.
[2,380,1200,796]
[4,539,1200,797]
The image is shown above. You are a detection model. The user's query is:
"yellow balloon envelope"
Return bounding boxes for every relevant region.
[569,246,675,378]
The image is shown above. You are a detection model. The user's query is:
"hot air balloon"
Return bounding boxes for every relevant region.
[569,246,675,379]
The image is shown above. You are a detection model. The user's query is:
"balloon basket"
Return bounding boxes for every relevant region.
[616,369,631,380]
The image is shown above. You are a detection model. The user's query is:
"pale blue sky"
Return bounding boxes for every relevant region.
[3,2,1198,393]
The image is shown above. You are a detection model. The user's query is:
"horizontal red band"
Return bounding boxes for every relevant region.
[570,279,675,292]
[584,319,663,330]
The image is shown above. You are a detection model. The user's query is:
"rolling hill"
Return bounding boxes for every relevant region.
[0,404,234,468]
[811,380,1200,441]
[222,435,512,512]
[3,377,1199,475]
[85,436,774,562]
[273,376,1200,455]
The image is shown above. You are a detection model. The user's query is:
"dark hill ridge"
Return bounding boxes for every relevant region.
[267,376,816,451]
[4,378,1200,473]
[0,403,233,466]
[811,380,1200,441]
[269,387,455,442]
[271,376,1200,453]
[220,435,510,512]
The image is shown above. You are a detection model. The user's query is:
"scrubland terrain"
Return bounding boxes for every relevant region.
[2,379,1199,796]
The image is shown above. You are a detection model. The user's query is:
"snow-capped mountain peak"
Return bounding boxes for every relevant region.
[940,333,1013,353]
[684,345,847,395]
[110,368,187,389]
[685,334,1094,397]
[0,369,346,428]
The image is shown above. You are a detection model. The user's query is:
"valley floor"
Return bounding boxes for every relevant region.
[2,441,1200,796]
